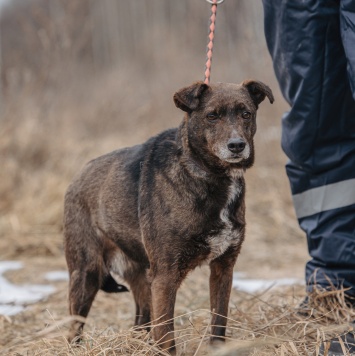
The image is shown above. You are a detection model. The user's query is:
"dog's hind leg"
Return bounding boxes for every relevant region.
[64,200,104,342]
[106,243,151,329]
[125,267,151,329]
[67,266,101,342]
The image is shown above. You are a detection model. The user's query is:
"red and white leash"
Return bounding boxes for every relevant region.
[204,0,224,84]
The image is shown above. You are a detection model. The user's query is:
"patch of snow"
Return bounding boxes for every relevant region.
[44,271,69,282]
[232,274,303,293]
[0,261,55,316]
[0,304,24,316]
[0,260,23,274]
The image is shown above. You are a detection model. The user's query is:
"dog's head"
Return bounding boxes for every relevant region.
[173,80,274,172]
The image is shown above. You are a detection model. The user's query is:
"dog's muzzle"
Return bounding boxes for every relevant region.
[213,138,250,163]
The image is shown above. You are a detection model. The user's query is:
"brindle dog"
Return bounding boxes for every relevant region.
[64,80,274,352]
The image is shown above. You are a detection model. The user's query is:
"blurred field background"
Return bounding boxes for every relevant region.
[0,1,340,355]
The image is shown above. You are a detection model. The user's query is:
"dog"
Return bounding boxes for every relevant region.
[64,80,274,352]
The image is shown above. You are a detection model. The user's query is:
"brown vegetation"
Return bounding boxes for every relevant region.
[0,1,352,355]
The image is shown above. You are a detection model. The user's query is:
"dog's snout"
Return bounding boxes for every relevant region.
[227,138,246,154]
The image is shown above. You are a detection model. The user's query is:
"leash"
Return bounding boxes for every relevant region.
[204,0,224,84]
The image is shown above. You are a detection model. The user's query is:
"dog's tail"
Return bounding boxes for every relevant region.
[101,274,129,293]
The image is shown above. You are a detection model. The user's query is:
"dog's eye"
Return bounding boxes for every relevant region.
[242,111,252,120]
[207,112,219,121]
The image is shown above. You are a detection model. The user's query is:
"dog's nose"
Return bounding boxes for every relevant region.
[227,138,246,154]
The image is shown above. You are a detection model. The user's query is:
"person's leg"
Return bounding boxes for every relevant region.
[340,0,355,99]
[263,0,355,295]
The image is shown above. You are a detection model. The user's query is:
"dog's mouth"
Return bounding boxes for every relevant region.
[224,155,244,163]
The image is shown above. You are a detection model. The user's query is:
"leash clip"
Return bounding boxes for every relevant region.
[206,0,224,4]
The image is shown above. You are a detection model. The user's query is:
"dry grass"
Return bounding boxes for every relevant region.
[2,279,355,355]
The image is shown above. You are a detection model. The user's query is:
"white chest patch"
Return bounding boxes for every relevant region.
[205,180,243,264]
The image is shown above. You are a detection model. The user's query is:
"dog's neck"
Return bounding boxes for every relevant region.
[176,119,244,180]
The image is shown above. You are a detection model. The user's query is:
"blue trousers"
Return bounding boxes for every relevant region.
[263,0,355,294]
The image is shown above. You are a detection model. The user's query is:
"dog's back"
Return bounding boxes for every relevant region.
[64,143,145,269]
[64,128,181,267]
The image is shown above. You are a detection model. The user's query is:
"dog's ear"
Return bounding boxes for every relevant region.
[173,82,209,113]
[242,79,274,106]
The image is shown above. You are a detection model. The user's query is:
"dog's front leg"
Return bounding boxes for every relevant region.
[209,249,238,343]
[150,272,180,353]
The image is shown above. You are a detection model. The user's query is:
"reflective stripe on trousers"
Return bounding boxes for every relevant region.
[293,179,355,220]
